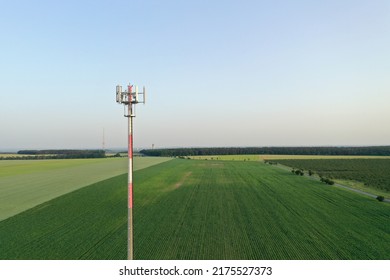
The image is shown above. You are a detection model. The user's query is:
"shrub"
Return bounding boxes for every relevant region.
[294,169,304,176]
[376,196,385,202]
[320,177,334,185]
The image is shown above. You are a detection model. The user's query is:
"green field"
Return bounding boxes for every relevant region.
[0,159,388,259]
[273,159,390,196]
[0,157,171,221]
[191,155,390,198]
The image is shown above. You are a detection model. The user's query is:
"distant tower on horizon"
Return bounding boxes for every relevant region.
[102,128,105,151]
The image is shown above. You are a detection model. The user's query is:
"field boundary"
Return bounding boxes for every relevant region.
[0,157,172,221]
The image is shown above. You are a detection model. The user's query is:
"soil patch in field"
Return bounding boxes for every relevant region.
[174,172,192,189]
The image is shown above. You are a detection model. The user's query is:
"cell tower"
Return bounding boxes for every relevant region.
[115,83,146,260]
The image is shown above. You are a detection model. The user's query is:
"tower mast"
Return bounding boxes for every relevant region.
[115,83,146,260]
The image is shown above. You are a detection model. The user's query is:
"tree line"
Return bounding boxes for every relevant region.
[140,146,390,157]
[0,150,106,160]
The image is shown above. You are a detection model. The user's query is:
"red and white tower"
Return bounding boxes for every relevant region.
[116,83,146,260]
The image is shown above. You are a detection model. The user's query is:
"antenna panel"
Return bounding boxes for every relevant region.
[135,86,139,103]
[116,85,122,102]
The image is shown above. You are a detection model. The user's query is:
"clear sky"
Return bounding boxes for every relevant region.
[1,0,389,150]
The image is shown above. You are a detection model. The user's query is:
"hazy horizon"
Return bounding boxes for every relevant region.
[1,1,389,150]
[2,144,390,154]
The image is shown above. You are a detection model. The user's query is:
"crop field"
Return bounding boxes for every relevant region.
[191,155,390,198]
[0,159,388,260]
[273,159,390,196]
[0,157,171,221]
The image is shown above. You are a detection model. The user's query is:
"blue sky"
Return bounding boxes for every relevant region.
[1,0,389,150]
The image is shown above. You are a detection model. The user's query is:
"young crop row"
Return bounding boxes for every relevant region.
[0,174,128,259]
[134,160,390,259]
[0,159,389,259]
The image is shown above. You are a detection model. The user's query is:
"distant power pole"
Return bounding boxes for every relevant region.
[116,83,146,260]
[102,128,105,151]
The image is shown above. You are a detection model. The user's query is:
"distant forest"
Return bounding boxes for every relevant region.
[0,150,106,160]
[140,146,390,157]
